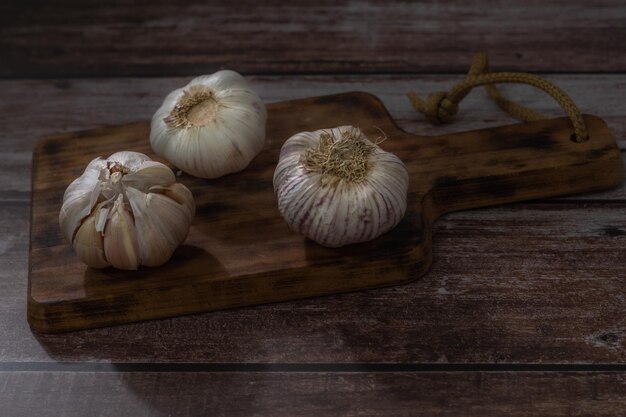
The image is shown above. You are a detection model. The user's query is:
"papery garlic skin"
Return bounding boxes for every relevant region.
[273,126,409,248]
[150,70,267,179]
[59,151,195,270]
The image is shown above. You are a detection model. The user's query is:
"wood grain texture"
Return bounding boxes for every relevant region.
[1,371,625,417]
[0,200,619,362]
[1,0,625,77]
[28,92,623,332]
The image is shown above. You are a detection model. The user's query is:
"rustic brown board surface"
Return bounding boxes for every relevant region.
[1,370,624,417]
[29,91,623,333]
[0,77,623,364]
[2,0,625,77]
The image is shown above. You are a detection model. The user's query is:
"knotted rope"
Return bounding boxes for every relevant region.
[407,53,589,142]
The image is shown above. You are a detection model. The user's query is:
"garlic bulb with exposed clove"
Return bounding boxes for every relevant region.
[150,70,267,179]
[59,151,195,270]
[273,126,409,248]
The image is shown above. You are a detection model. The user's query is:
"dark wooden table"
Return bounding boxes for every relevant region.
[1,1,625,415]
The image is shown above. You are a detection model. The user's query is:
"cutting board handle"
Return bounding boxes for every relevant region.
[365,101,624,218]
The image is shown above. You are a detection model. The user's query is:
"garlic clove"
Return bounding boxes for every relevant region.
[62,157,107,202]
[150,183,196,216]
[59,157,105,243]
[103,195,140,270]
[125,186,193,267]
[122,160,176,192]
[72,210,110,269]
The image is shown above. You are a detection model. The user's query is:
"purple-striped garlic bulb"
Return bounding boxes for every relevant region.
[273,126,408,247]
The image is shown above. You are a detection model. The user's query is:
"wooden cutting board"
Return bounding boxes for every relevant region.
[28,92,624,333]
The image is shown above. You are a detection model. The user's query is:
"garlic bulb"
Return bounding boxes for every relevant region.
[273,126,409,248]
[59,151,195,270]
[150,70,267,179]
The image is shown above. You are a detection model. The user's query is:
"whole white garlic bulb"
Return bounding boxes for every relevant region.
[273,126,409,248]
[59,151,195,270]
[150,70,267,179]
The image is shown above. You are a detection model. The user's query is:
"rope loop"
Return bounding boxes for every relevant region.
[407,53,589,142]
[415,91,458,124]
